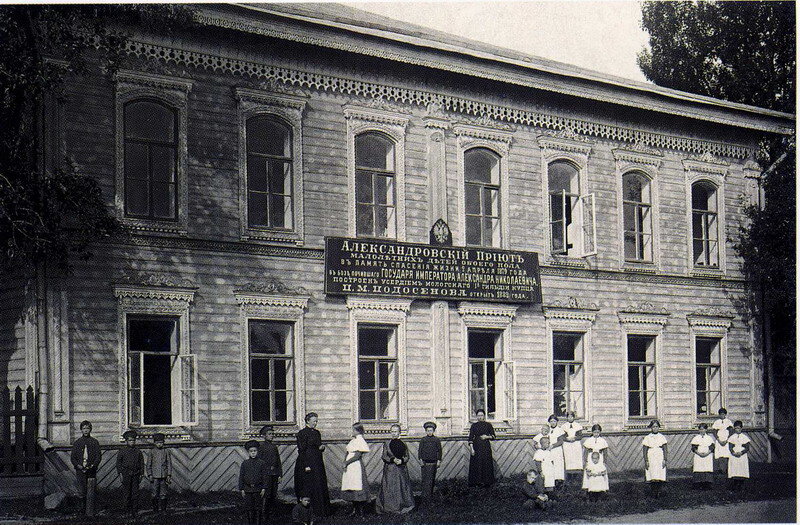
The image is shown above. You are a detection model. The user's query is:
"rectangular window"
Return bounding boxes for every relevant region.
[552,332,585,418]
[358,325,399,421]
[127,316,196,426]
[249,320,295,424]
[695,337,722,415]
[468,330,502,419]
[627,335,657,418]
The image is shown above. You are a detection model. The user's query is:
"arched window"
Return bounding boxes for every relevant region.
[548,160,581,255]
[123,100,178,220]
[465,147,501,247]
[355,132,396,238]
[622,171,653,262]
[246,115,293,229]
[691,182,719,267]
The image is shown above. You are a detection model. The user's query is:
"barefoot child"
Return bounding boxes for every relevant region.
[690,423,714,489]
[642,419,667,498]
[584,451,608,500]
[727,420,751,491]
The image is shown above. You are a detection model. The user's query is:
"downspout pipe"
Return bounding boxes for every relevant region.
[35,263,54,452]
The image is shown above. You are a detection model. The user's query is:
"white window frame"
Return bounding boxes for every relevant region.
[115,70,192,235]
[454,124,512,249]
[347,297,411,432]
[114,286,197,436]
[551,331,587,419]
[235,293,308,437]
[345,105,408,241]
[236,88,306,245]
[687,314,731,423]
[543,302,597,423]
[613,147,663,270]
[356,324,401,423]
[683,155,728,275]
[618,311,668,427]
[539,135,595,259]
[458,303,518,426]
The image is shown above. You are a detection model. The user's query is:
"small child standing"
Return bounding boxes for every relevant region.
[727,420,751,491]
[521,469,550,510]
[239,440,268,525]
[146,432,172,513]
[532,436,556,496]
[690,423,714,490]
[258,425,282,520]
[561,412,584,487]
[418,421,443,501]
[117,429,144,517]
[584,451,608,500]
[642,419,668,498]
[292,495,315,525]
[582,424,609,490]
[70,420,101,517]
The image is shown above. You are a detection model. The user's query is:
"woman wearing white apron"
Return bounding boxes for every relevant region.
[581,424,608,490]
[727,420,751,492]
[341,423,371,516]
[711,408,733,475]
[641,419,667,498]
[547,415,566,486]
[561,411,584,486]
[690,423,715,489]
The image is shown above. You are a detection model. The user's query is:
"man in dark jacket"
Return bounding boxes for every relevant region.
[71,420,102,516]
[258,425,282,519]
[117,429,144,517]
[240,440,268,525]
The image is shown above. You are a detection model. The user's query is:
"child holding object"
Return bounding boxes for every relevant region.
[521,469,550,510]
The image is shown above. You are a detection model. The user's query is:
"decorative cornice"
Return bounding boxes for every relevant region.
[544,296,598,310]
[687,313,733,330]
[234,293,309,310]
[424,100,448,120]
[683,152,730,176]
[618,312,670,327]
[234,87,307,111]
[122,39,754,158]
[254,77,309,97]
[452,123,513,144]
[105,234,325,260]
[115,69,193,92]
[456,113,515,132]
[118,272,196,289]
[542,297,598,323]
[613,145,663,167]
[537,134,593,157]
[688,306,736,319]
[743,160,763,179]
[343,104,409,128]
[619,302,669,315]
[457,303,518,328]
[346,297,413,313]
[234,278,309,296]
[113,285,195,304]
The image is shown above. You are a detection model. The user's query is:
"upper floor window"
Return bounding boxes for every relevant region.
[464,148,501,247]
[691,182,719,267]
[246,116,293,230]
[623,172,653,262]
[355,132,396,238]
[548,160,596,257]
[123,100,178,220]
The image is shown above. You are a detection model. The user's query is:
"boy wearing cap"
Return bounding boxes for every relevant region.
[418,421,442,500]
[240,440,268,525]
[117,429,144,517]
[146,433,172,513]
[258,425,282,519]
[70,420,101,517]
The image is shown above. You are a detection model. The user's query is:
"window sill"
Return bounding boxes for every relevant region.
[242,229,303,246]
[122,217,187,236]
[122,427,193,442]
[242,424,300,440]
[623,262,657,274]
[546,255,589,268]
[691,267,724,278]
[624,419,654,431]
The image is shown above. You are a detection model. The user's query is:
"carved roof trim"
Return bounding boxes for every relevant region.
[343,105,409,128]
[683,152,730,176]
[234,293,309,310]
[452,123,513,144]
[537,133,592,156]
[234,87,307,111]
[115,69,193,92]
[618,312,670,327]
[613,146,663,167]
[113,285,195,303]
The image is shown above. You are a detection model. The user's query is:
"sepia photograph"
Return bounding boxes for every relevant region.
[0,1,795,523]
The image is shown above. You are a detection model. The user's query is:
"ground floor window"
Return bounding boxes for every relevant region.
[695,337,722,415]
[552,331,585,418]
[249,320,295,424]
[358,324,399,421]
[468,330,503,419]
[627,335,656,418]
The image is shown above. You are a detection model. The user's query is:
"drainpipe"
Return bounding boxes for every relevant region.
[35,262,54,451]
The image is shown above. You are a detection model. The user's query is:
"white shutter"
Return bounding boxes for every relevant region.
[502,361,517,420]
[580,193,597,257]
[178,354,199,426]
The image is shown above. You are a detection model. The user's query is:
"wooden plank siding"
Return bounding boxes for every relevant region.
[0,270,28,389]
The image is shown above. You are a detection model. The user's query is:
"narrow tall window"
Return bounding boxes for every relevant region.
[124,100,178,220]
[552,332,585,417]
[549,160,596,256]
[691,182,719,267]
[128,316,180,426]
[246,116,293,230]
[465,148,501,247]
[468,330,502,419]
[627,335,656,418]
[355,133,396,238]
[623,172,653,262]
[358,325,398,421]
[696,337,722,415]
[249,320,295,424]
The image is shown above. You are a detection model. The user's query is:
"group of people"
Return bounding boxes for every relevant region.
[68,407,752,523]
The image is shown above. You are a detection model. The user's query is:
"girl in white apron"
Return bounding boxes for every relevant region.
[727,420,751,491]
[341,423,371,516]
[581,424,609,490]
[690,422,715,489]
[712,408,733,475]
[561,411,584,486]
[641,419,667,498]
[547,415,566,486]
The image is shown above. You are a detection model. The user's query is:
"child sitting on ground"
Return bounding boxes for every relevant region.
[521,469,550,510]
[292,496,315,525]
[584,451,609,501]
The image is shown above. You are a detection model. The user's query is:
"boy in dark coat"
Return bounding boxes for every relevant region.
[117,429,144,517]
[258,425,282,519]
[71,420,102,517]
[146,432,172,513]
[521,469,550,510]
[418,421,442,501]
[240,440,268,525]
[292,496,314,525]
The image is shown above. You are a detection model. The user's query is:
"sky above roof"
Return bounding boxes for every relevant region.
[343,0,651,82]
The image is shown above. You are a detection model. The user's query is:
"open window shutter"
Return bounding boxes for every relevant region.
[127,353,144,426]
[178,354,199,425]
[580,193,597,257]
[502,361,517,420]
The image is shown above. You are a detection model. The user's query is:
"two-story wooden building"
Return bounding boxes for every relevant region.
[0,3,794,495]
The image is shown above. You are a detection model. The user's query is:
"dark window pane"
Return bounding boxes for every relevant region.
[359,391,376,420]
[554,391,567,417]
[553,366,566,390]
[379,391,394,419]
[247,157,268,192]
[359,361,375,389]
[125,101,175,142]
[359,327,391,356]
[468,331,498,358]
[268,160,289,194]
[125,143,148,181]
[692,183,714,211]
[378,362,391,389]
[465,184,481,215]
[465,216,482,246]
[697,392,707,415]
[274,390,288,421]
[623,173,646,202]
[696,367,707,391]
[356,171,373,204]
[553,333,581,361]
[247,117,291,157]
[274,359,288,390]
[624,232,637,260]
[629,392,641,416]
[151,182,175,219]
[151,145,175,182]
[143,354,172,425]
[248,193,269,228]
[356,204,374,236]
[251,359,271,390]
[129,318,176,352]
[250,321,290,354]
[548,161,578,193]
[627,336,651,362]
[356,133,393,170]
[125,178,149,217]
[628,366,641,390]
[465,148,498,183]
[252,391,270,422]
[551,221,564,253]
[270,195,287,228]
[696,338,716,363]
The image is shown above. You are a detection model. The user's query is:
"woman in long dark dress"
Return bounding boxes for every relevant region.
[375,424,415,514]
[468,409,496,487]
[294,412,331,516]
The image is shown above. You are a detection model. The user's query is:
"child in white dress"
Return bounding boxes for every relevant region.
[532,436,556,495]
[690,423,715,489]
[546,415,567,487]
[561,411,584,487]
[642,419,667,498]
[533,424,550,449]
[727,420,751,491]
[582,424,609,490]
[584,451,608,500]
[712,407,733,475]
